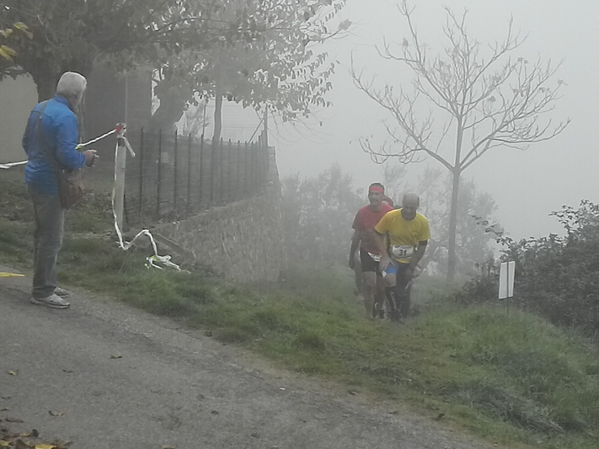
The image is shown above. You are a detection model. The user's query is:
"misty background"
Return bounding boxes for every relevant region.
[267,0,599,241]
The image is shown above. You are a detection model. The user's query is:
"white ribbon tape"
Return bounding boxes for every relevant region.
[0,160,28,170]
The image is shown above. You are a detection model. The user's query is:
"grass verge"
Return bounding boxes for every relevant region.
[1,176,598,449]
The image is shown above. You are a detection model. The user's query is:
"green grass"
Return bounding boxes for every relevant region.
[2,177,599,449]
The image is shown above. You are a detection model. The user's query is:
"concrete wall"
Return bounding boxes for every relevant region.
[0,75,37,164]
[153,185,286,283]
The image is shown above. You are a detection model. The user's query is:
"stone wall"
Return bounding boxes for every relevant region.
[153,184,286,283]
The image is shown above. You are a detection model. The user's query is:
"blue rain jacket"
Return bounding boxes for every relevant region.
[22,95,86,195]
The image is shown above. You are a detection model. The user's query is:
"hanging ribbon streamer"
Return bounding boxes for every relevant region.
[1,123,182,271]
[81,124,182,271]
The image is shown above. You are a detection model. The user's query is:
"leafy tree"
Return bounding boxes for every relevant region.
[352,1,569,280]
[281,165,362,265]
[0,0,258,101]
[0,21,31,76]
[152,0,348,134]
[1,0,347,132]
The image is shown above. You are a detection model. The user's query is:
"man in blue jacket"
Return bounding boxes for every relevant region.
[22,71,98,309]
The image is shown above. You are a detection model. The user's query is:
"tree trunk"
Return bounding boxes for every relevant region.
[30,67,60,102]
[149,97,186,132]
[212,91,223,143]
[447,169,460,281]
[149,74,192,131]
[26,55,94,102]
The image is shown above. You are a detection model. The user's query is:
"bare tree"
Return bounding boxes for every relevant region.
[351,1,569,280]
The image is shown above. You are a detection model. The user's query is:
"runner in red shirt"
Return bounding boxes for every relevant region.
[349,183,393,318]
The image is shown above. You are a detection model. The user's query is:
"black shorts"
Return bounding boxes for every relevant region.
[359,249,380,273]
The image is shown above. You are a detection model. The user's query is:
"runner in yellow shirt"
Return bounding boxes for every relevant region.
[373,193,430,320]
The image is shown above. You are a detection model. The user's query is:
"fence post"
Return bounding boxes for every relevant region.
[200,134,205,209]
[138,127,144,223]
[209,138,215,206]
[262,142,268,187]
[236,140,241,200]
[187,133,192,216]
[252,142,258,195]
[244,141,249,198]
[156,128,162,219]
[225,139,231,202]
[219,138,224,204]
[173,129,178,215]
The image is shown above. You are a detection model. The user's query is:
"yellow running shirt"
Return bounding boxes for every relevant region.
[374,209,431,264]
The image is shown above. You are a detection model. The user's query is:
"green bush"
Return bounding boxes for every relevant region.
[463,201,599,337]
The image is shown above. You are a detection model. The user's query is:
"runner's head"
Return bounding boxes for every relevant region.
[367,183,385,208]
[401,192,419,220]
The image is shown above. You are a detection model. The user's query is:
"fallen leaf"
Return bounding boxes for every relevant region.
[7,371,17,376]
[48,411,64,417]
[0,441,11,448]
[161,446,176,449]
[109,354,123,359]
[61,369,74,374]
[35,444,57,449]
[347,390,358,395]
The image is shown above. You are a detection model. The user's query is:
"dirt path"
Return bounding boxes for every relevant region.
[0,267,497,449]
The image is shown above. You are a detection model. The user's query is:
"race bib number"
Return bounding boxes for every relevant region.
[391,245,414,259]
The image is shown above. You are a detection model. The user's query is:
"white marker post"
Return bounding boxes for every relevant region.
[498,261,515,311]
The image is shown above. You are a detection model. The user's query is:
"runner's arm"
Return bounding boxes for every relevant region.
[349,230,360,268]
[409,241,428,272]
[371,229,391,269]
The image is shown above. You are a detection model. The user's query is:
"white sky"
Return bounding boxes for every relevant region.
[270,0,599,240]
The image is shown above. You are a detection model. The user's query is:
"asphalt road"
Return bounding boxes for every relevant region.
[0,266,495,449]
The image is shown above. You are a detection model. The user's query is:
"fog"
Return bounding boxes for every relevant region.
[271,0,599,240]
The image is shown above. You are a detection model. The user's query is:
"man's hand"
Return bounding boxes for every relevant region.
[84,149,98,167]
[379,254,391,271]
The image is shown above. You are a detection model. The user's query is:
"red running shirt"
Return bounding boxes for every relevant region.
[352,203,393,253]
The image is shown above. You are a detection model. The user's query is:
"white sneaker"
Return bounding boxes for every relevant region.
[54,287,70,298]
[30,293,70,309]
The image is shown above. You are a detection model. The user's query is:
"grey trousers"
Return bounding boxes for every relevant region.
[29,187,65,299]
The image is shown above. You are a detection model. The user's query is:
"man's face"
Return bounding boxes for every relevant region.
[401,200,418,220]
[368,190,384,207]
